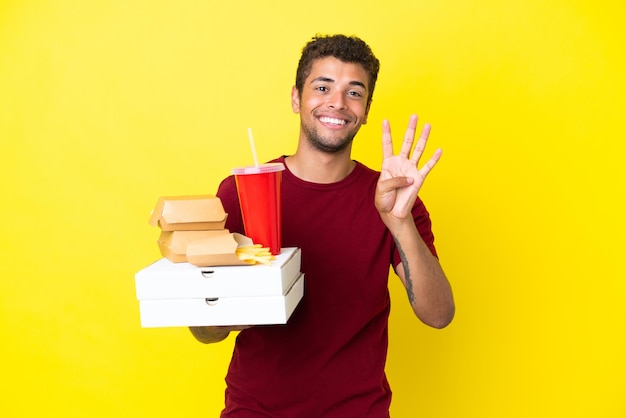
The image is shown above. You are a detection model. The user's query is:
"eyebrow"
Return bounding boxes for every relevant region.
[310,76,367,90]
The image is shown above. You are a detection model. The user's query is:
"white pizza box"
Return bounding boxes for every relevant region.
[138,273,304,327]
[135,247,301,300]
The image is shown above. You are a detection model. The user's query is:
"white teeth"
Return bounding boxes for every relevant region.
[319,116,347,125]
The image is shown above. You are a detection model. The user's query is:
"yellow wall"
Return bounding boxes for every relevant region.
[1,1,624,417]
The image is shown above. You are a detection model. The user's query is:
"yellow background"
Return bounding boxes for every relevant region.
[1,1,624,417]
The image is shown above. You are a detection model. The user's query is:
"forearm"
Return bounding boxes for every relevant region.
[393,222,455,329]
[188,326,230,344]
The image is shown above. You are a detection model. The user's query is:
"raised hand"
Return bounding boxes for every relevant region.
[375,114,442,227]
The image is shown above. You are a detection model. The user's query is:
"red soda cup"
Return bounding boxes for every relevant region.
[232,163,285,255]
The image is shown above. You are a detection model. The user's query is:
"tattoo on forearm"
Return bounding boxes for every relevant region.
[394,237,415,304]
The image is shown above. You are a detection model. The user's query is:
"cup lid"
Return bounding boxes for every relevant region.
[232,162,285,175]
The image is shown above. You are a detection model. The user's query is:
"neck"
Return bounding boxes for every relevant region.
[285,144,356,184]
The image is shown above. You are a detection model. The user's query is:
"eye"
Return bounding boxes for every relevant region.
[316,86,329,92]
[348,90,364,98]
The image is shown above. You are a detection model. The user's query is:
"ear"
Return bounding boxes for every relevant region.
[291,86,300,113]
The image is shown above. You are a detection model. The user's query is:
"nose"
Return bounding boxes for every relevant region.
[327,91,347,110]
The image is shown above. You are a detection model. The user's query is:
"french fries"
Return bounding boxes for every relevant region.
[236,244,275,265]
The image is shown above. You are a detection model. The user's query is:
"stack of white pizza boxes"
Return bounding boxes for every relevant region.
[134,195,303,327]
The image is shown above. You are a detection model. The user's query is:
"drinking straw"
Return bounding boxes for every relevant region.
[247,127,260,167]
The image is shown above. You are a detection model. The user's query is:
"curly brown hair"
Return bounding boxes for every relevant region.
[295,34,380,105]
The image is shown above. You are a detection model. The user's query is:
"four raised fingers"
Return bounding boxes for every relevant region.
[383,114,439,170]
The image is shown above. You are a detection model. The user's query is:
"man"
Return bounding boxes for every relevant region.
[190,34,455,417]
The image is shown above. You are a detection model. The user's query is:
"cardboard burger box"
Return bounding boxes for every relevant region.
[186,231,254,267]
[135,246,303,327]
[149,195,227,231]
[149,195,231,263]
[157,229,230,263]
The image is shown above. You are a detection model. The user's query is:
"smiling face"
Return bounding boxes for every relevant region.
[292,56,371,154]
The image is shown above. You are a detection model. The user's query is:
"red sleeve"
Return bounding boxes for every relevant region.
[216,175,245,235]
